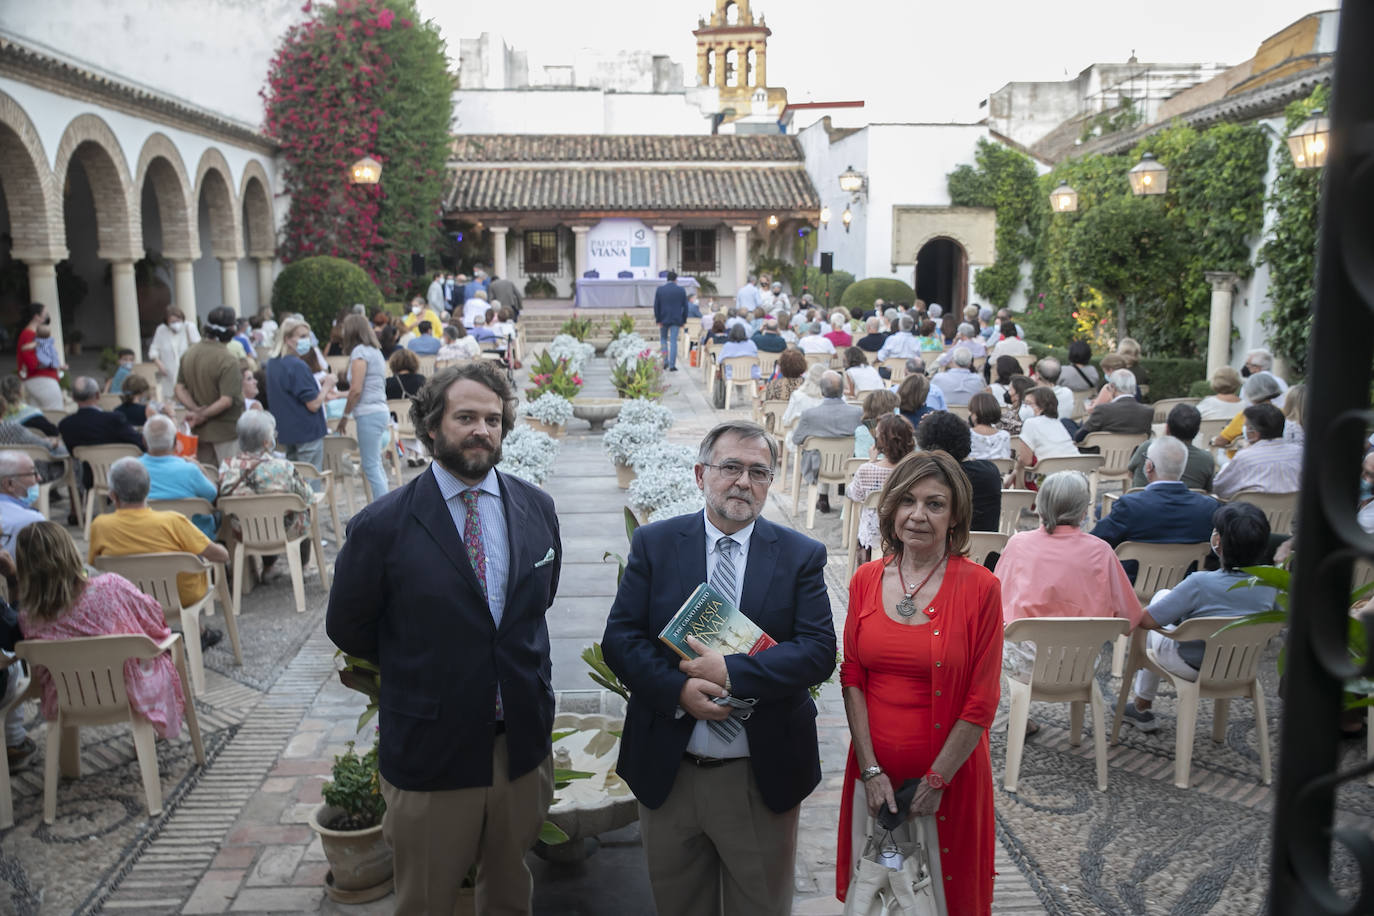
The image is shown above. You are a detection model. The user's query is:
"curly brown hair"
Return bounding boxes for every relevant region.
[777,348,807,379]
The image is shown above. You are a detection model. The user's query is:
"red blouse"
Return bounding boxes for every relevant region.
[16,327,57,381]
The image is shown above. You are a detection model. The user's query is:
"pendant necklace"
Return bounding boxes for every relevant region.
[896,552,946,619]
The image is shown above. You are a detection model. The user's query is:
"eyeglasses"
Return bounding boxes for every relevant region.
[703,462,774,485]
[1,471,37,481]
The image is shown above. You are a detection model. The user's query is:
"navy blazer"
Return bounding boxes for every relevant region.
[601,512,836,813]
[1091,481,1220,548]
[653,281,689,327]
[326,466,562,791]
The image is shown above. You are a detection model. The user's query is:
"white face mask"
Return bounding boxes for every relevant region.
[1019,403,1034,422]
[411,306,422,315]
[169,321,185,333]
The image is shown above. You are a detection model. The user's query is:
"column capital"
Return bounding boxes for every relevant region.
[652,225,673,233]
[248,249,276,261]
[731,225,752,235]
[1203,271,1239,291]
[217,255,241,265]
[488,226,510,236]
[11,251,66,267]
[571,224,591,234]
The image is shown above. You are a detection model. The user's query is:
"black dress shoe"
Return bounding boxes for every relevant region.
[200,628,223,652]
[816,495,832,514]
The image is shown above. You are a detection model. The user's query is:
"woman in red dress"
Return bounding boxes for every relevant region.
[16,302,63,410]
[836,450,1002,914]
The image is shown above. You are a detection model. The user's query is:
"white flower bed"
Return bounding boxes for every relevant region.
[626,440,696,471]
[519,392,574,426]
[648,493,706,523]
[547,334,595,374]
[605,332,650,369]
[498,425,560,485]
[617,399,675,433]
[603,421,664,465]
[629,464,700,515]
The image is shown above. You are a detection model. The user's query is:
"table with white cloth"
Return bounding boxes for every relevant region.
[574,276,699,309]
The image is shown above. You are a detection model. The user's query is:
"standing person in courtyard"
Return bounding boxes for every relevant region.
[326,362,562,916]
[602,420,836,916]
[175,306,244,465]
[654,270,688,372]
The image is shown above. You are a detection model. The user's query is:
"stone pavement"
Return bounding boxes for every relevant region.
[60,337,1326,914]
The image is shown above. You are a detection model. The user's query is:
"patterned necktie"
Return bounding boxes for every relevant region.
[461,489,501,720]
[460,489,488,599]
[711,536,738,606]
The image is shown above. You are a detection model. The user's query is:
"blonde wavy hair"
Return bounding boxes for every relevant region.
[16,521,87,623]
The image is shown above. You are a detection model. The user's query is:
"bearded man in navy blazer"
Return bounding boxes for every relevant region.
[327,362,561,916]
[602,420,836,916]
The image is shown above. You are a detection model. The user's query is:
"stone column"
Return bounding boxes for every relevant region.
[254,257,274,313]
[756,45,767,86]
[572,225,590,281]
[24,259,65,357]
[172,259,197,319]
[732,225,751,292]
[218,257,241,315]
[109,260,142,354]
[1204,271,1239,376]
[490,227,509,279]
[653,225,672,276]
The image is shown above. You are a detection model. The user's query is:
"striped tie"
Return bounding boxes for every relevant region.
[707,536,742,743]
[711,536,738,605]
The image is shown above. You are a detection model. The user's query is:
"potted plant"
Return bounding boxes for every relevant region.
[308,738,393,903]
[546,334,596,375]
[525,352,584,402]
[610,351,667,401]
[603,421,666,489]
[605,332,649,369]
[608,313,636,341]
[524,274,557,298]
[497,425,561,485]
[519,392,574,438]
[558,314,596,342]
[627,465,701,524]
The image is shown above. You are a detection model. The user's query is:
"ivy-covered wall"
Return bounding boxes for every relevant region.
[1257,83,1329,375]
[950,122,1270,360]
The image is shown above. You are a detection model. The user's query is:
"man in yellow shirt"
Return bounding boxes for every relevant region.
[88,457,228,650]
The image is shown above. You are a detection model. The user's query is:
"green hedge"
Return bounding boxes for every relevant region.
[272,257,383,337]
[824,270,856,312]
[1025,341,1203,401]
[1188,379,1215,398]
[839,278,916,314]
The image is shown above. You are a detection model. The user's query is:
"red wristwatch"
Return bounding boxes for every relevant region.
[923,771,948,790]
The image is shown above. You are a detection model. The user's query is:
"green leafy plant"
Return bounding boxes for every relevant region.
[819,269,856,313]
[273,256,384,339]
[1257,83,1329,374]
[610,351,667,400]
[524,275,557,298]
[322,740,385,831]
[558,314,596,341]
[609,313,636,340]
[693,276,718,295]
[839,278,916,314]
[526,352,584,400]
[581,643,630,701]
[947,137,1041,307]
[1225,563,1374,711]
[264,0,452,298]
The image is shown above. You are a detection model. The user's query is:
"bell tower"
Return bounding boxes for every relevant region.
[694,1,770,93]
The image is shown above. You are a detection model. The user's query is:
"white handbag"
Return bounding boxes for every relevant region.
[843,803,947,916]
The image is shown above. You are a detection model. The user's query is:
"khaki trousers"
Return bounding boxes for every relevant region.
[380,736,553,916]
[639,759,800,916]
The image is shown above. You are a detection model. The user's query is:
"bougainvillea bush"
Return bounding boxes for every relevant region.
[263,0,451,299]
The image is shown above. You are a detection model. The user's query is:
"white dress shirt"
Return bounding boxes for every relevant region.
[684,512,756,758]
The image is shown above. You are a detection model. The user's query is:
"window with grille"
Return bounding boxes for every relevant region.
[680,228,718,274]
[523,229,559,274]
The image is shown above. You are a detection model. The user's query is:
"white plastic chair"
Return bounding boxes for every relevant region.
[756,399,789,438]
[998,489,1036,537]
[6,444,78,525]
[1229,491,1298,536]
[293,462,342,543]
[90,551,242,695]
[1152,397,1201,423]
[1111,618,1282,789]
[792,436,855,529]
[324,435,368,514]
[1081,432,1147,497]
[845,490,883,580]
[0,663,36,828]
[1108,541,1211,676]
[719,356,759,410]
[1003,617,1130,792]
[966,531,1008,569]
[219,492,330,615]
[72,443,142,539]
[879,358,908,382]
[16,633,205,823]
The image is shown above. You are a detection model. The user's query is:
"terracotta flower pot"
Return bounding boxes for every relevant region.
[614,460,636,490]
[309,803,393,903]
[525,418,567,438]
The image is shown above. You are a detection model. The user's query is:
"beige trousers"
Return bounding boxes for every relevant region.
[380,737,553,916]
[639,759,800,916]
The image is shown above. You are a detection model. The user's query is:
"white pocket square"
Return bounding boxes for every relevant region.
[534,548,556,568]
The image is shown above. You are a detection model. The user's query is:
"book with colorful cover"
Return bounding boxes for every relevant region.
[659,582,777,660]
